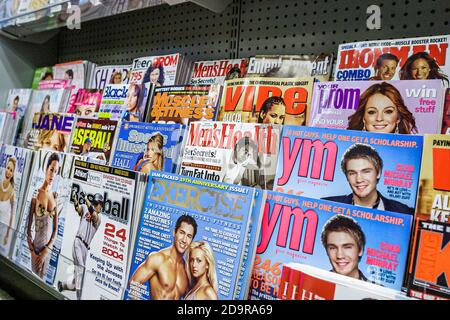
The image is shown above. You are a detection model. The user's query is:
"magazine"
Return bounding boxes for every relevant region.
[180,121,281,190]
[124,171,256,300]
[69,117,119,165]
[247,54,333,82]
[5,88,32,116]
[111,121,185,174]
[249,191,413,300]
[53,159,138,300]
[72,89,103,117]
[308,80,445,134]
[0,145,33,258]
[415,134,450,223]
[274,126,423,215]
[442,89,450,134]
[334,34,450,86]
[26,112,75,153]
[31,67,53,89]
[90,65,131,90]
[11,150,75,285]
[148,85,221,125]
[190,58,249,85]
[97,84,128,120]
[129,53,183,86]
[217,77,314,125]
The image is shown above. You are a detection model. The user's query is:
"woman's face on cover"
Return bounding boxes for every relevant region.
[5,161,14,182]
[76,105,96,117]
[42,97,50,112]
[113,73,122,84]
[189,248,208,279]
[363,93,399,133]
[411,58,431,80]
[45,160,59,185]
[261,103,285,125]
[43,134,64,152]
[125,85,138,111]
[150,68,160,85]
[145,141,160,162]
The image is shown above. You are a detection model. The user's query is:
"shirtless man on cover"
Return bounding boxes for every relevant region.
[128,215,197,300]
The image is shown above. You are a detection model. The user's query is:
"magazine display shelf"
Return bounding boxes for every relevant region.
[0,0,448,300]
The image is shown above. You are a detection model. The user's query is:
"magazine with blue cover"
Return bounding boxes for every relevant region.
[124,171,256,300]
[111,121,185,174]
[249,191,413,300]
[274,126,423,215]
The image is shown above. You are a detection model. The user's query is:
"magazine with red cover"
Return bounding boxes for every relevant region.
[190,58,249,85]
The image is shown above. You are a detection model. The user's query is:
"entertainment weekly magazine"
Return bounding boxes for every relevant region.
[90,65,131,90]
[415,134,450,223]
[54,160,137,300]
[190,58,249,85]
[274,126,423,215]
[0,145,33,257]
[308,80,445,134]
[11,150,75,286]
[218,77,314,126]
[180,122,281,190]
[70,117,119,165]
[124,171,256,300]
[249,191,412,300]
[334,34,450,85]
[112,121,185,174]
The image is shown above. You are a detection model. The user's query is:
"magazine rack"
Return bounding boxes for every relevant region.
[0,0,449,300]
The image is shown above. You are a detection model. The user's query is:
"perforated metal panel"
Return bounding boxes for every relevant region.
[58,1,238,64]
[58,0,450,64]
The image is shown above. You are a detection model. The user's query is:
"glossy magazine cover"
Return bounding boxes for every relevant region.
[124,171,256,300]
[190,58,249,85]
[111,121,184,174]
[308,80,445,134]
[249,191,413,299]
[90,65,131,90]
[274,126,423,215]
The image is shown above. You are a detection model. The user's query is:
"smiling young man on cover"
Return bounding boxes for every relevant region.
[323,143,413,214]
[128,215,198,300]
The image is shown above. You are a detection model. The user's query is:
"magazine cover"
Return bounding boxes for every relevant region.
[98,84,128,119]
[31,67,53,89]
[148,85,221,125]
[308,80,445,134]
[26,112,75,153]
[54,160,137,300]
[190,58,249,85]
[129,53,181,86]
[0,145,33,258]
[249,191,413,300]
[217,77,314,126]
[408,219,450,300]
[69,117,119,165]
[53,60,87,113]
[279,263,409,300]
[415,134,450,223]
[124,171,256,300]
[334,34,450,86]
[90,65,131,90]
[442,89,450,134]
[274,126,423,215]
[247,54,333,82]
[111,121,185,174]
[180,121,281,190]
[11,150,75,285]
[5,88,32,116]
[72,89,103,117]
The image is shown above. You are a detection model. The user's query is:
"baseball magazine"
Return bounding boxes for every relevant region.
[147,85,221,125]
[408,219,450,300]
[247,54,333,82]
[0,145,33,258]
[180,121,281,190]
[69,117,119,165]
[124,171,257,300]
[308,80,446,134]
[11,150,75,286]
[90,65,131,90]
[72,89,103,118]
[274,126,423,215]
[111,121,185,174]
[249,191,413,300]
[26,112,75,153]
[97,84,128,119]
[53,160,139,300]
[217,77,314,126]
[189,58,249,85]
[415,134,450,223]
[334,34,450,86]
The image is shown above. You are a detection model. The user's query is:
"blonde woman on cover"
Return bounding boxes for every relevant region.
[133,133,165,174]
[38,129,67,152]
[26,153,59,279]
[0,157,16,246]
[185,241,218,300]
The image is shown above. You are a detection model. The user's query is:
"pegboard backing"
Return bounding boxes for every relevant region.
[238,0,450,56]
[58,1,238,64]
[58,0,450,64]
